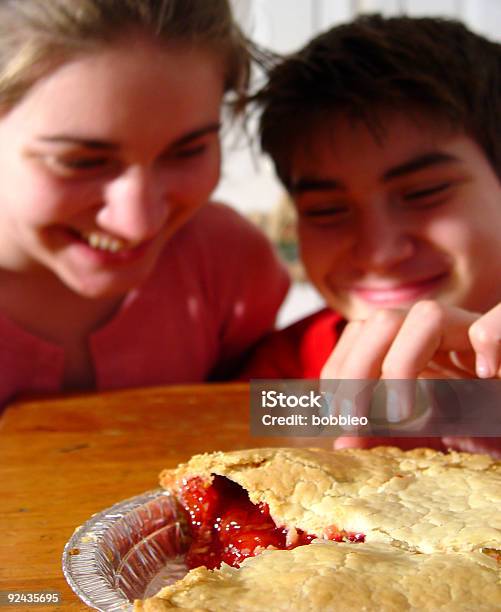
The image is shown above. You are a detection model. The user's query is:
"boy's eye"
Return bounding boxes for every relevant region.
[170,143,208,160]
[403,182,452,204]
[298,204,349,225]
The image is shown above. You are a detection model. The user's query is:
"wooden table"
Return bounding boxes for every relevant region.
[0,383,331,610]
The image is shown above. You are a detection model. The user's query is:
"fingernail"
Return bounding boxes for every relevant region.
[340,399,352,418]
[322,391,334,417]
[387,389,401,423]
[476,354,492,378]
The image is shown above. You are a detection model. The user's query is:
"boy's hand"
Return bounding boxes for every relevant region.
[321,301,501,382]
[321,301,501,455]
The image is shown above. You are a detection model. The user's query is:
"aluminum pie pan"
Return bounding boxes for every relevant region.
[62,489,190,611]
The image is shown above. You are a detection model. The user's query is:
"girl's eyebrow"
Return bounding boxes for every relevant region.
[33,122,222,150]
[35,136,118,150]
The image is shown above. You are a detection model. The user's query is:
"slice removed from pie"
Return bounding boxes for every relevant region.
[135,446,501,611]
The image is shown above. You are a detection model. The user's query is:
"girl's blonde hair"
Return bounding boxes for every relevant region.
[0,0,249,111]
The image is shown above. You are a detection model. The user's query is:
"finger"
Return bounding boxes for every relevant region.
[334,309,405,378]
[468,303,501,378]
[324,311,407,426]
[330,379,377,432]
[384,379,416,422]
[381,301,478,379]
[320,323,364,417]
[320,325,362,409]
[321,320,364,378]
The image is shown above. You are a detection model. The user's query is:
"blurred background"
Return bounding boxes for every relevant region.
[214,0,501,327]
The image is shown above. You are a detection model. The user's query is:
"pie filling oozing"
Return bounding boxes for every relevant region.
[178,475,365,569]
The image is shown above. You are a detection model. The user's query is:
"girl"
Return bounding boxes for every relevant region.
[0,0,288,406]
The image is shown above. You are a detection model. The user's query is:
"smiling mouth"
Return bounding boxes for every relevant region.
[348,272,450,304]
[73,230,143,254]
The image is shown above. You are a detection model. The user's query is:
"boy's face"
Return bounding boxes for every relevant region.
[289,112,501,320]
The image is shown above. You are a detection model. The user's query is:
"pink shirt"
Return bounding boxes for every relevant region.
[0,203,289,407]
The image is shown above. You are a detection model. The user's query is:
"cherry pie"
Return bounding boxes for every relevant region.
[135,447,501,611]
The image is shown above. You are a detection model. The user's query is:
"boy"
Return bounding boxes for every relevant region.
[246,14,501,456]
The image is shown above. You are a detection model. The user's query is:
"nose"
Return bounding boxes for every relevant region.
[97,165,168,242]
[351,207,415,270]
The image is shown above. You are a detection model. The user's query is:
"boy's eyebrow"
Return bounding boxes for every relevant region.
[34,122,222,150]
[382,151,461,181]
[171,122,221,147]
[288,151,460,193]
[289,177,345,194]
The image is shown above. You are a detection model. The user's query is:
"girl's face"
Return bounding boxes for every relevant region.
[290,113,501,320]
[0,35,224,297]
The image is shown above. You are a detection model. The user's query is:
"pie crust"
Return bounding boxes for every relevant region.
[135,446,501,611]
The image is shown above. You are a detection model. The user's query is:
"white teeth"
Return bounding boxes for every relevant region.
[81,232,128,253]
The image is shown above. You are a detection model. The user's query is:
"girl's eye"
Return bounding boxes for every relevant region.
[42,155,117,176]
[60,158,111,169]
[403,182,452,205]
[61,157,109,168]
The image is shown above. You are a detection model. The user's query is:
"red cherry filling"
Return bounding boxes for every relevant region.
[483,548,501,563]
[178,476,365,569]
[323,525,366,543]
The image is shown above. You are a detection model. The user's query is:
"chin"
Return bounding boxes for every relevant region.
[62,275,136,299]
[61,259,157,298]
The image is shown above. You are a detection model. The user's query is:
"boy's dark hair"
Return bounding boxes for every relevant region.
[257,14,501,186]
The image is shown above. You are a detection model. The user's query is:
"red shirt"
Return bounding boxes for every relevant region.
[242,308,345,379]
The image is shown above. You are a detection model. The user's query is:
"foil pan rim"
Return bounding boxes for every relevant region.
[62,488,175,612]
